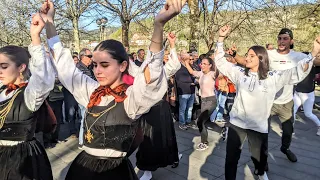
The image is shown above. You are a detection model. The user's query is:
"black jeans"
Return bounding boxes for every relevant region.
[46,100,63,141]
[63,88,80,135]
[197,96,217,144]
[225,124,268,180]
[269,100,294,150]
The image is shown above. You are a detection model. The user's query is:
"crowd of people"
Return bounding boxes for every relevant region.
[0,0,320,180]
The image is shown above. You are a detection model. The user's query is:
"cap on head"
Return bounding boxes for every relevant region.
[278,28,293,39]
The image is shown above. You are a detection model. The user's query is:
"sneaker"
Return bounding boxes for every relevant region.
[221,127,228,141]
[179,124,187,130]
[317,127,320,136]
[78,145,83,150]
[196,143,208,151]
[186,122,197,128]
[281,148,297,162]
[258,172,269,180]
[215,119,227,127]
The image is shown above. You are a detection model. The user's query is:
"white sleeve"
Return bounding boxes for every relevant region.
[128,60,141,77]
[47,36,99,107]
[164,48,181,79]
[272,54,314,89]
[214,42,243,84]
[124,49,168,120]
[25,44,55,111]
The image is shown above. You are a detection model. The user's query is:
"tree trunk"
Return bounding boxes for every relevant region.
[188,0,200,52]
[122,20,130,49]
[72,17,80,53]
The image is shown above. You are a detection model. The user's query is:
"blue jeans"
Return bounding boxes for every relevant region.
[179,94,195,125]
[78,104,86,145]
[210,90,228,121]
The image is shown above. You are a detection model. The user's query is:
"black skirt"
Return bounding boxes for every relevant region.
[136,100,179,171]
[0,139,53,180]
[66,151,138,180]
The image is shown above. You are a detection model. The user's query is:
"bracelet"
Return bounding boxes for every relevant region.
[150,39,162,44]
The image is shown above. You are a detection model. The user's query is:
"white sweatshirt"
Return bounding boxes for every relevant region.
[215,42,313,133]
[268,49,309,104]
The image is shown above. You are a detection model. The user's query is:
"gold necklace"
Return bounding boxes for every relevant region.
[84,102,117,143]
[0,90,22,129]
[87,101,117,117]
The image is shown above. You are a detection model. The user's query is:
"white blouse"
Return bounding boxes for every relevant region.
[48,36,168,120]
[214,42,313,133]
[0,44,55,112]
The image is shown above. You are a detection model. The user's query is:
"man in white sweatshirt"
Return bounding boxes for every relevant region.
[267,28,309,162]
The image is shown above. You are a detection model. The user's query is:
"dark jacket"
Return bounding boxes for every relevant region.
[76,61,96,80]
[175,65,195,95]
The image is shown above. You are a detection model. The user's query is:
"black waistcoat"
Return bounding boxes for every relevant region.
[0,87,36,141]
[84,100,138,152]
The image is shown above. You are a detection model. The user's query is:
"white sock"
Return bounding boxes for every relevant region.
[140,171,152,180]
[178,153,183,160]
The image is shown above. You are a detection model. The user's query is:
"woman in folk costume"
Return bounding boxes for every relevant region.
[40,0,188,179]
[130,33,181,180]
[0,13,55,179]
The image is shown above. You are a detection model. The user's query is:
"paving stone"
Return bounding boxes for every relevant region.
[50,101,320,180]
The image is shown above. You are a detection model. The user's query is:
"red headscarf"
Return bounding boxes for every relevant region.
[87,83,129,108]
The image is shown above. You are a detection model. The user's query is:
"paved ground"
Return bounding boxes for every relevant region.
[46,103,320,180]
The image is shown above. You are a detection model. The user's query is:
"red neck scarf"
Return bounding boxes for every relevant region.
[5,83,28,95]
[87,83,128,108]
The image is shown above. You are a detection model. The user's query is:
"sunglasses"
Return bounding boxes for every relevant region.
[85,55,92,58]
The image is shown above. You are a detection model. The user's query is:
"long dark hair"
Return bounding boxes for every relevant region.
[244,46,269,80]
[94,40,129,75]
[0,45,31,80]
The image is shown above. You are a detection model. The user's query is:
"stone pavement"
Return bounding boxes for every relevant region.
[47,110,320,180]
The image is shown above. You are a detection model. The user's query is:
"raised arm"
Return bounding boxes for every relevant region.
[25,13,55,111]
[214,25,244,84]
[128,32,181,80]
[164,32,181,79]
[124,0,187,120]
[41,0,99,107]
[273,36,320,87]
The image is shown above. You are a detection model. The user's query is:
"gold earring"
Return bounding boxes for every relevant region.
[20,72,24,80]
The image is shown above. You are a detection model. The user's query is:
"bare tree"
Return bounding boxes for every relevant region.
[187,0,200,52]
[97,0,161,48]
[55,0,96,52]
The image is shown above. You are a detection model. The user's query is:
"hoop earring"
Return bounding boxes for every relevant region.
[20,72,24,80]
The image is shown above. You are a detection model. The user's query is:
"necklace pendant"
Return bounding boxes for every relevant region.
[85,130,94,143]
[92,113,99,117]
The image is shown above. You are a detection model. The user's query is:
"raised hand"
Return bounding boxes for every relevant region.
[218,25,230,43]
[40,0,55,23]
[168,32,176,48]
[30,13,45,45]
[311,36,320,57]
[219,25,231,37]
[155,0,188,26]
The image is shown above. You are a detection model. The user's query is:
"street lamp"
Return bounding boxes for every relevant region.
[96,17,108,41]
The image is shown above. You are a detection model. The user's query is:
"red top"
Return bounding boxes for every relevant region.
[122,74,134,86]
